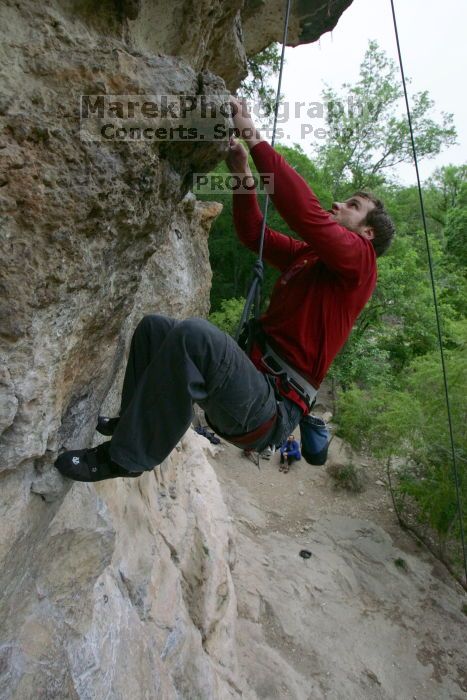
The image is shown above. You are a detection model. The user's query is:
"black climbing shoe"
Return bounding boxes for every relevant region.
[96,416,120,436]
[55,441,143,482]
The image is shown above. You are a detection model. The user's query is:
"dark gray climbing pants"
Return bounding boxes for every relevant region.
[110,315,302,472]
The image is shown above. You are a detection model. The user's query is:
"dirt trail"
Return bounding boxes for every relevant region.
[203,406,467,700]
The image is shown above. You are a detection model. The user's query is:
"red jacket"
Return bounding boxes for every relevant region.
[233,141,377,398]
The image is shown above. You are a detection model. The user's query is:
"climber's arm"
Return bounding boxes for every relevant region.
[230,96,375,282]
[226,138,306,271]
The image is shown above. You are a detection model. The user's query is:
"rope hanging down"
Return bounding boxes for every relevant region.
[235,0,292,343]
[390,0,467,586]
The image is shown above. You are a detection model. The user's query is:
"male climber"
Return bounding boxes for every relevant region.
[55,97,395,482]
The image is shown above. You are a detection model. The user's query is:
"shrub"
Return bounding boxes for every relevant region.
[326,463,366,493]
[209,297,245,337]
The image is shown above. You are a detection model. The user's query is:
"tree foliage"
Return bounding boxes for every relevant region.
[336,344,467,566]
[208,297,245,337]
[316,41,457,192]
[240,44,282,119]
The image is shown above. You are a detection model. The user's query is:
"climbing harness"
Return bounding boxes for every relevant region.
[260,342,317,410]
[205,410,277,456]
[240,317,317,412]
[390,0,466,586]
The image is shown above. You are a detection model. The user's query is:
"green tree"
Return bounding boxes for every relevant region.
[426,164,467,226]
[444,180,467,267]
[241,44,282,119]
[316,40,457,192]
[423,166,467,314]
[336,343,467,571]
[208,297,246,336]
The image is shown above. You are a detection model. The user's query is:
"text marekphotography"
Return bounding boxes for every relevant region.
[79,94,381,143]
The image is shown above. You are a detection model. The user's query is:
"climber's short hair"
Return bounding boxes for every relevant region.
[354,190,395,257]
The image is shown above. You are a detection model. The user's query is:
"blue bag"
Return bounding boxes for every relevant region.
[300,414,329,465]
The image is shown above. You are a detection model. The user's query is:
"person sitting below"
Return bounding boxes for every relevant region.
[279,434,301,473]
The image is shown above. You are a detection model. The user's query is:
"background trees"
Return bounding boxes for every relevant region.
[241,44,282,118]
[315,41,457,194]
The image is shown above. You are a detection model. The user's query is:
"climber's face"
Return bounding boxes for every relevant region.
[329,196,375,241]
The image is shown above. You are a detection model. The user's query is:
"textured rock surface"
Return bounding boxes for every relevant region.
[241,0,353,57]
[0,0,353,697]
[1,433,241,699]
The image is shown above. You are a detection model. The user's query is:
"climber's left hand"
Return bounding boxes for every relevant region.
[226,136,249,172]
[229,95,263,149]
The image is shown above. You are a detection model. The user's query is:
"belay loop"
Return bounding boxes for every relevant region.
[234,0,292,346]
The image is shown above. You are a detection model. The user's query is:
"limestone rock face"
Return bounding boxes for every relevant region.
[0,434,240,699]
[0,0,352,697]
[241,0,353,57]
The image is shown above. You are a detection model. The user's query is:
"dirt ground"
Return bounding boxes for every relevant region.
[202,397,467,700]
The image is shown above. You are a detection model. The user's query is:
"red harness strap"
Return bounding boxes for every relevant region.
[205,411,277,450]
[249,342,309,414]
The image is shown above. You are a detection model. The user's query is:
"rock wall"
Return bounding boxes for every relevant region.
[0,1,352,697]
[1,434,241,699]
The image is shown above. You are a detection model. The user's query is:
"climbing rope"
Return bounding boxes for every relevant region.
[235,0,292,343]
[390,0,467,585]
